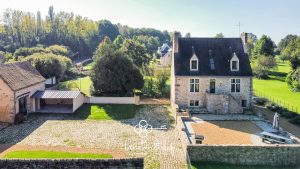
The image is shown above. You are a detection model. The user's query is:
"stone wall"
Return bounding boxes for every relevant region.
[206,93,229,113]
[187,144,300,166]
[15,82,45,113]
[0,158,144,169]
[174,76,252,113]
[89,96,140,105]
[0,78,14,123]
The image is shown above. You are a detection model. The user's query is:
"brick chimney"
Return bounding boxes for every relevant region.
[173,31,181,53]
[241,32,248,53]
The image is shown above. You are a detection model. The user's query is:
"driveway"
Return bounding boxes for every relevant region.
[0,105,187,169]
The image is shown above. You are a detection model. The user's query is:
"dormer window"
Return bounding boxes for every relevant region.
[190,59,198,70]
[230,53,239,71]
[190,46,198,71]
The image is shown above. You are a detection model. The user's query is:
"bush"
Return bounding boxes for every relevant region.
[253,97,268,106]
[286,68,300,92]
[289,116,300,125]
[280,111,298,119]
[252,55,277,79]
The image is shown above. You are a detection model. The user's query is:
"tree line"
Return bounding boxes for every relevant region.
[0,6,171,60]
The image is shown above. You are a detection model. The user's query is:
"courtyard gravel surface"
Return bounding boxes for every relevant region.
[0,105,187,169]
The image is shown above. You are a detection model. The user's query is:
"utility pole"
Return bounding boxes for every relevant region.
[237,22,243,36]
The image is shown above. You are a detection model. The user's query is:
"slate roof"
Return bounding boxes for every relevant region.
[31,90,81,99]
[0,61,45,91]
[174,38,253,76]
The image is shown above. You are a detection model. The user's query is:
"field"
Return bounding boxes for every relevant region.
[73,104,143,120]
[58,76,92,96]
[3,150,112,159]
[253,60,300,114]
[191,162,299,169]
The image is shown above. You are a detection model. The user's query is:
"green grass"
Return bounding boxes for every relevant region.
[83,62,94,71]
[73,104,143,120]
[59,76,92,96]
[191,162,298,169]
[254,60,300,114]
[3,150,112,159]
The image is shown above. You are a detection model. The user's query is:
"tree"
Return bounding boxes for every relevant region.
[93,36,116,61]
[282,37,300,91]
[278,34,298,53]
[252,35,275,59]
[184,33,191,38]
[23,53,72,79]
[122,39,150,68]
[244,33,257,58]
[98,20,120,42]
[252,55,277,79]
[113,35,125,48]
[91,50,144,96]
[282,37,300,70]
[215,33,224,38]
[286,67,300,92]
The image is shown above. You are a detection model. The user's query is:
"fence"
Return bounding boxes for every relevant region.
[88,96,140,105]
[254,90,300,114]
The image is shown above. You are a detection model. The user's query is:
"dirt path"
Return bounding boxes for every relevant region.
[0,144,127,158]
[254,105,300,138]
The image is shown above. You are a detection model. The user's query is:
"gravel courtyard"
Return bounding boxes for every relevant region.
[0,105,187,169]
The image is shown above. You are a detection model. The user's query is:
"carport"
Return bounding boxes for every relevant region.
[31,90,84,113]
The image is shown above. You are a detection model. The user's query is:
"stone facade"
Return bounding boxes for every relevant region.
[0,78,14,123]
[174,76,252,113]
[187,144,300,166]
[0,158,144,169]
[0,80,45,123]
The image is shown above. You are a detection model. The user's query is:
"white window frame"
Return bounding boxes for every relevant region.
[189,100,200,107]
[231,78,241,93]
[230,53,239,71]
[190,59,198,71]
[189,78,200,93]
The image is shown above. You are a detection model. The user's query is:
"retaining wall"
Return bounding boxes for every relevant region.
[0,158,144,169]
[187,144,300,166]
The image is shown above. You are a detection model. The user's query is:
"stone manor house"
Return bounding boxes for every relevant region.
[171,32,253,113]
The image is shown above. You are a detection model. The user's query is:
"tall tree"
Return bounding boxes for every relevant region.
[252,35,275,59]
[91,50,144,96]
[278,34,298,53]
[122,39,150,68]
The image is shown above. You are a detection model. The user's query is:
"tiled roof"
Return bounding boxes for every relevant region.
[174,38,253,76]
[31,90,81,99]
[0,61,45,91]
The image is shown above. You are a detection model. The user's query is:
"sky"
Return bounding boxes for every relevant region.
[0,0,300,43]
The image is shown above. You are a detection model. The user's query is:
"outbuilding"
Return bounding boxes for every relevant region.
[0,61,85,123]
[31,90,84,113]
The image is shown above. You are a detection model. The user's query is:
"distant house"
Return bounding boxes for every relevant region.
[0,61,84,123]
[160,49,172,66]
[171,32,253,114]
[157,43,171,57]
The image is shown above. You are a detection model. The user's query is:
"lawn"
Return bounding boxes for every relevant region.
[58,76,92,96]
[83,62,94,71]
[253,60,300,114]
[73,104,143,120]
[3,150,112,159]
[191,162,298,169]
